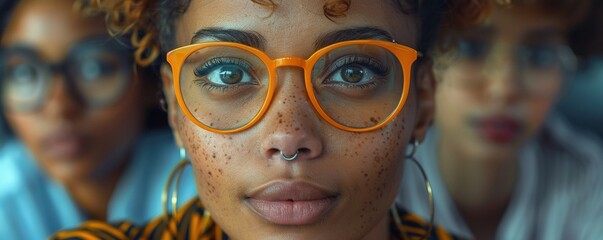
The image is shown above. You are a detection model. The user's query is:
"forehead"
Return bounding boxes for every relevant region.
[1,0,107,61]
[176,0,417,56]
[476,6,566,40]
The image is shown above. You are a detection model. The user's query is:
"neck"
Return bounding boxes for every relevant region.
[65,156,129,221]
[438,135,519,239]
[362,212,390,240]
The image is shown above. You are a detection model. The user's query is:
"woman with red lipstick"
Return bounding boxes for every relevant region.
[0,0,196,238]
[50,0,472,239]
[398,0,603,239]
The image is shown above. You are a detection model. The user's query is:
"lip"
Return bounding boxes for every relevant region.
[474,115,522,143]
[245,181,339,225]
[41,129,88,160]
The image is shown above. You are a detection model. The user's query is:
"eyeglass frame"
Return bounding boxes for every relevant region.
[0,37,134,113]
[437,38,577,96]
[166,39,421,134]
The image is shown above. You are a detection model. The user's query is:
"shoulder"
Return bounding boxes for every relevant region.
[0,140,37,199]
[0,140,56,239]
[391,207,464,240]
[51,198,222,240]
[539,114,603,162]
[531,115,603,234]
[535,115,603,182]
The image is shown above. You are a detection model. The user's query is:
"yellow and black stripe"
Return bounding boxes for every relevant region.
[51,198,463,240]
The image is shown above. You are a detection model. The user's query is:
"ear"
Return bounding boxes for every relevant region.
[412,58,435,143]
[160,63,184,147]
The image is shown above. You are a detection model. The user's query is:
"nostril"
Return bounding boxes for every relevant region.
[268,148,280,157]
[298,148,310,155]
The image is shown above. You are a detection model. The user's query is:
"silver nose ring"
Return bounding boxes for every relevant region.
[280,150,299,161]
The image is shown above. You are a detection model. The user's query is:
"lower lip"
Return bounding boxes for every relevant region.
[246,197,337,225]
[45,136,86,159]
[477,119,520,143]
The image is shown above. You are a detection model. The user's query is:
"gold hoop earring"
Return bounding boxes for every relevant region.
[162,148,192,226]
[392,140,434,240]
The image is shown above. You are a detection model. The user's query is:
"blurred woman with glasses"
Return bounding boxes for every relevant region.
[398,0,603,239]
[0,0,196,238]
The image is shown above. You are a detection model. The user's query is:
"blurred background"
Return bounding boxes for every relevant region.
[558,0,603,140]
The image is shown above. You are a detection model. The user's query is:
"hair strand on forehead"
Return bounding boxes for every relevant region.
[75,0,431,66]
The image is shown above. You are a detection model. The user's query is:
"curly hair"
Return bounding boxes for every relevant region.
[434,0,593,54]
[75,0,434,66]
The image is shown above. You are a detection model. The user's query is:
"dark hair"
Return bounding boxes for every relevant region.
[569,0,603,57]
[77,0,462,66]
[0,0,18,36]
[433,0,594,57]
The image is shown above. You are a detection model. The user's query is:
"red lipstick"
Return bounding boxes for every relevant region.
[476,116,521,143]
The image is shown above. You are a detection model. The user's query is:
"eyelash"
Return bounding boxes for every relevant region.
[193,57,252,77]
[331,55,389,77]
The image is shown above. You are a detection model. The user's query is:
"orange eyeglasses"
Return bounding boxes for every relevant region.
[166,40,420,134]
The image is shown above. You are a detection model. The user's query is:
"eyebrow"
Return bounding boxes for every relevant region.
[314,27,394,49]
[523,27,563,43]
[191,27,394,51]
[191,28,266,50]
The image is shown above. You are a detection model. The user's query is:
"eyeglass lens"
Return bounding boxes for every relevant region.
[450,37,573,94]
[0,39,131,112]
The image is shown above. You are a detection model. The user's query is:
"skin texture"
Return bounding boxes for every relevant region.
[432,6,567,240]
[1,0,144,219]
[161,0,434,239]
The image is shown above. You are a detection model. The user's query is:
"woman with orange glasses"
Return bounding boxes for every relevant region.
[53,0,466,239]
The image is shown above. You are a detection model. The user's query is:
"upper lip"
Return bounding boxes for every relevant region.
[41,128,87,148]
[43,128,83,143]
[246,181,338,201]
[476,115,521,127]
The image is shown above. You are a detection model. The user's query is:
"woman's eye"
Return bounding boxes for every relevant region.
[9,64,40,84]
[521,44,558,69]
[324,56,388,87]
[198,64,254,86]
[193,57,257,89]
[328,64,377,86]
[216,66,244,84]
[338,64,368,83]
[79,60,118,81]
[457,39,489,60]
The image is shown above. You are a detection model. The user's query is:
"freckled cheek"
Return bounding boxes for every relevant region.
[179,118,241,216]
[350,117,408,228]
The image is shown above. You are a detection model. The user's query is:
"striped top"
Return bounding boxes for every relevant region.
[51,197,463,240]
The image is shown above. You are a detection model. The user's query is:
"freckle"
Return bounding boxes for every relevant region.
[295,127,300,131]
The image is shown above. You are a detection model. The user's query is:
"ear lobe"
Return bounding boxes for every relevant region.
[412,59,436,143]
[160,63,184,147]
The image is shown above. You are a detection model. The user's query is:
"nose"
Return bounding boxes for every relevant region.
[484,49,522,104]
[259,67,324,161]
[44,74,83,120]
